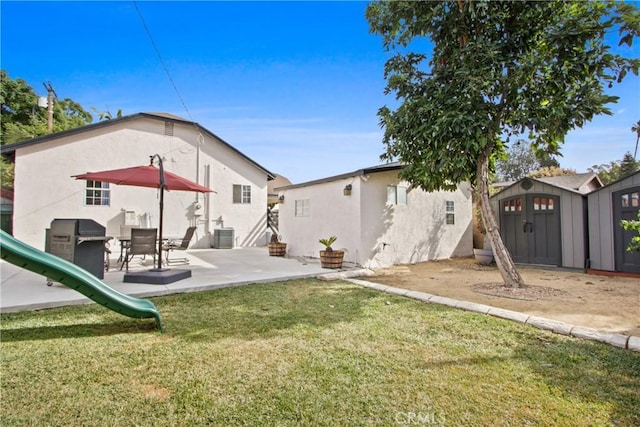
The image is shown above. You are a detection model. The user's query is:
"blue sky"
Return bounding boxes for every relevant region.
[2,1,639,184]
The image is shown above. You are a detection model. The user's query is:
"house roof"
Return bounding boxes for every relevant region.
[535,173,603,194]
[267,174,292,203]
[0,112,275,180]
[276,161,405,191]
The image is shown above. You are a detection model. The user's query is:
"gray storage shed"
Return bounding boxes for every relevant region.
[490,173,602,269]
[587,171,640,274]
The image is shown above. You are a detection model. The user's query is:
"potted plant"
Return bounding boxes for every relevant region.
[319,236,345,269]
[268,233,287,257]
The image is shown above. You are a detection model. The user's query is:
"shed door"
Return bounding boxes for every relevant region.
[613,187,640,273]
[500,194,561,266]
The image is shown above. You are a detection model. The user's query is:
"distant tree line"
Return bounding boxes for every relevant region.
[495,139,640,185]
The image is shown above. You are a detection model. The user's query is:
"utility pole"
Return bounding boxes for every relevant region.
[42,82,57,133]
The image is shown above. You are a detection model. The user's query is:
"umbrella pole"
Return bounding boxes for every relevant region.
[152,153,167,271]
[157,187,164,270]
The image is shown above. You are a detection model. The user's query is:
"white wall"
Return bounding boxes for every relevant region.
[360,172,473,269]
[12,116,269,252]
[278,170,473,269]
[278,177,362,263]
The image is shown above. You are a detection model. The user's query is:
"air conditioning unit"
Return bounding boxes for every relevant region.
[124,210,137,225]
[212,228,234,249]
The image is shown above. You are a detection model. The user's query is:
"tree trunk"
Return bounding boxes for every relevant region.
[477,146,525,288]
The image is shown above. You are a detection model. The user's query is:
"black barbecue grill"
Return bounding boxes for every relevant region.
[45,219,110,280]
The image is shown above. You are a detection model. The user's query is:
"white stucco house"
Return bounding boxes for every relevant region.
[0,112,274,251]
[276,163,473,269]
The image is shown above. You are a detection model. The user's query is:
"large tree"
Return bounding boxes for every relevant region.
[1,70,93,188]
[1,70,93,145]
[632,119,640,159]
[366,0,639,287]
[495,141,540,182]
[589,152,640,184]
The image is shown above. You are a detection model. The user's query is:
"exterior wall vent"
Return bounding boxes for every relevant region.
[164,121,174,136]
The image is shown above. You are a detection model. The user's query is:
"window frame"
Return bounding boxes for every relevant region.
[233,184,252,204]
[387,185,407,205]
[84,180,110,206]
[445,200,455,225]
[294,199,310,217]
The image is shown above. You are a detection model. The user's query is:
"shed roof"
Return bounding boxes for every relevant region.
[536,172,603,194]
[492,173,603,198]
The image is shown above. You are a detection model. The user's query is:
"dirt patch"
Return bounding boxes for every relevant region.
[362,257,640,336]
[471,283,571,301]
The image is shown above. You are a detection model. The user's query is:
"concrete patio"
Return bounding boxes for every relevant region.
[0,247,359,313]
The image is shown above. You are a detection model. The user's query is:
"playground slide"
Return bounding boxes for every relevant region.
[0,230,162,330]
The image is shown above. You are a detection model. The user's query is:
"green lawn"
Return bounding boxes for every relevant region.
[1,279,638,426]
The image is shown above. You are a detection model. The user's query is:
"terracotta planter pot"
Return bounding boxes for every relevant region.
[320,250,344,269]
[268,242,287,257]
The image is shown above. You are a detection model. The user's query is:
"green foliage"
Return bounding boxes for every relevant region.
[529,166,577,178]
[0,156,15,190]
[621,211,640,252]
[620,151,640,177]
[52,98,93,132]
[1,69,93,145]
[590,160,622,184]
[0,70,94,187]
[319,235,337,251]
[366,0,640,192]
[495,141,541,182]
[536,151,560,168]
[0,69,46,145]
[589,151,640,184]
[91,107,124,121]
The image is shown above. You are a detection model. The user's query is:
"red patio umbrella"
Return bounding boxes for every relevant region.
[73,155,214,270]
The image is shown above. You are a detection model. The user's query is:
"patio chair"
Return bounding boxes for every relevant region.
[124,228,157,272]
[162,226,196,265]
[118,225,136,265]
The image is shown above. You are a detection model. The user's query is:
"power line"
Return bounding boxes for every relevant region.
[133,0,194,122]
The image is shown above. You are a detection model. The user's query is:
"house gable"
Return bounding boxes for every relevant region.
[8,113,274,250]
[1,112,275,180]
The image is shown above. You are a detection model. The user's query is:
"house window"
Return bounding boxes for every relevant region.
[233,184,251,204]
[387,185,407,205]
[295,199,310,217]
[85,181,110,206]
[446,200,455,225]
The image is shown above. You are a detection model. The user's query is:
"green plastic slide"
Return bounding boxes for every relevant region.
[0,230,162,330]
